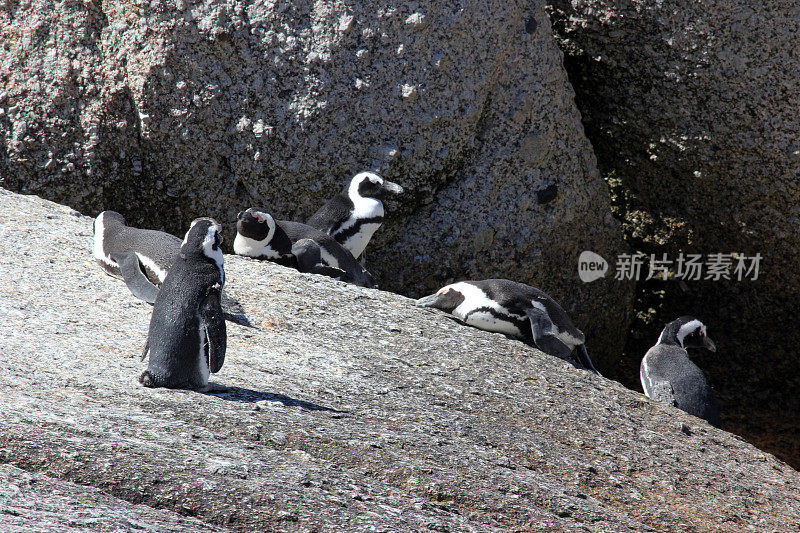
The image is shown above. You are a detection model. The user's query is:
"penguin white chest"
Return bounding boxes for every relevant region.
[234,234,280,259]
[197,320,210,386]
[336,197,384,258]
[92,216,116,269]
[450,284,524,337]
[340,222,381,259]
[462,311,523,336]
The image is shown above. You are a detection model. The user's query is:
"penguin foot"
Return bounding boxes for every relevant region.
[138,370,156,388]
[198,381,229,393]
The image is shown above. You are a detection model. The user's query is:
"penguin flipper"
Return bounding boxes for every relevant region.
[309,265,349,279]
[201,288,227,373]
[140,338,150,362]
[292,239,350,280]
[650,381,677,406]
[292,239,324,273]
[220,291,252,327]
[523,308,574,363]
[575,344,601,375]
[110,251,159,304]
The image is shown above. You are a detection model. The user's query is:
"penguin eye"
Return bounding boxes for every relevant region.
[437,288,450,295]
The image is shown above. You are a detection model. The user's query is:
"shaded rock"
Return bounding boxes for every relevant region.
[547,0,800,467]
[2,189,800,530]
[0,0,632,367]
[0,463,227,532]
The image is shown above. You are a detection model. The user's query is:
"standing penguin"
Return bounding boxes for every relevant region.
[306,172,403,261]
[416,279,598,373]
[640,316,720,427]
[93,210,181,303]
[139,218,226,391]
[234,208,376,288]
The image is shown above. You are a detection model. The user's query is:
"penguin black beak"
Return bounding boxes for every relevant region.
[381,180,404,196]
[703,335,717,352]
[415,294,440,308]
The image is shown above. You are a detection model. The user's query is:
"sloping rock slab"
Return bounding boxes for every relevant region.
[0,463,228,532]
[1,188,799,531]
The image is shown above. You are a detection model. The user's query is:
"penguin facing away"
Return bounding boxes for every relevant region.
[234,208,376,288]
[306,172,403,261]
[416,279,599,373]
[640,316,720,427]
[139,218,227,391]
[93,210,181,303]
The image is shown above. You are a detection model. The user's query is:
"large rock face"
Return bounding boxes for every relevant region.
[547,1,800,467]
[2,190,800,531]
[0,0,632,366]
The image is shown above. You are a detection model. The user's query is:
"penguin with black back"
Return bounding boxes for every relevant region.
[640,316,720,427]
[416,279,599,373]
[92,210,248,325]
[139,218,227,391]
[306,171,403,261]
[234,208,376,288]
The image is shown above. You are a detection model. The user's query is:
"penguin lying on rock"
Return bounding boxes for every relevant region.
[307,172,403,261]
[416,279,599,374]
[640,316,720,427]
[92,210,248,325]
[139,218,227,391]
[234,208,376,288]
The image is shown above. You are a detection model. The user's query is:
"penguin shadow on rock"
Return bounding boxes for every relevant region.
[205,386,347,414]
[92,210,253,328]
[416,279,600,374]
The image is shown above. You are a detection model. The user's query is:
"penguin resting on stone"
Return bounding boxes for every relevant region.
[93,210,181,303]
[306,171,403,261]
[234,208,376,288]
[139,218,227,391]
[416,279,599,373]
[92,210,248,325]
[640,316,720,427]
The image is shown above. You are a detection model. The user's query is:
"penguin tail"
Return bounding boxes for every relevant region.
[138,370,157,388]
[577,345,601,376]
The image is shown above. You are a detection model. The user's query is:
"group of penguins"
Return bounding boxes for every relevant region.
[92,171,721,427]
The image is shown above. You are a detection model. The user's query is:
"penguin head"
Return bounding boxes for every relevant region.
[415,284,466,312]
[236,208,276,243]
[658,316,716,352]
[349,172,404,201]
[93,210,126,236]
[181,217,224,265]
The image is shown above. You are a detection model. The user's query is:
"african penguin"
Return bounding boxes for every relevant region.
[234,208,376,288]
[416,279,598,373]
[306,172,403,261]
[139,218,227,391]
[640,316,720,427]
[93,210,181,303]
[92,210,248,325]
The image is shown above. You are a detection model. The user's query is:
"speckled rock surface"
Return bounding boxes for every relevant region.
[2,190,800,531]
[0,0,632,367]
[0,463,228,532]
[546,0,800,469]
